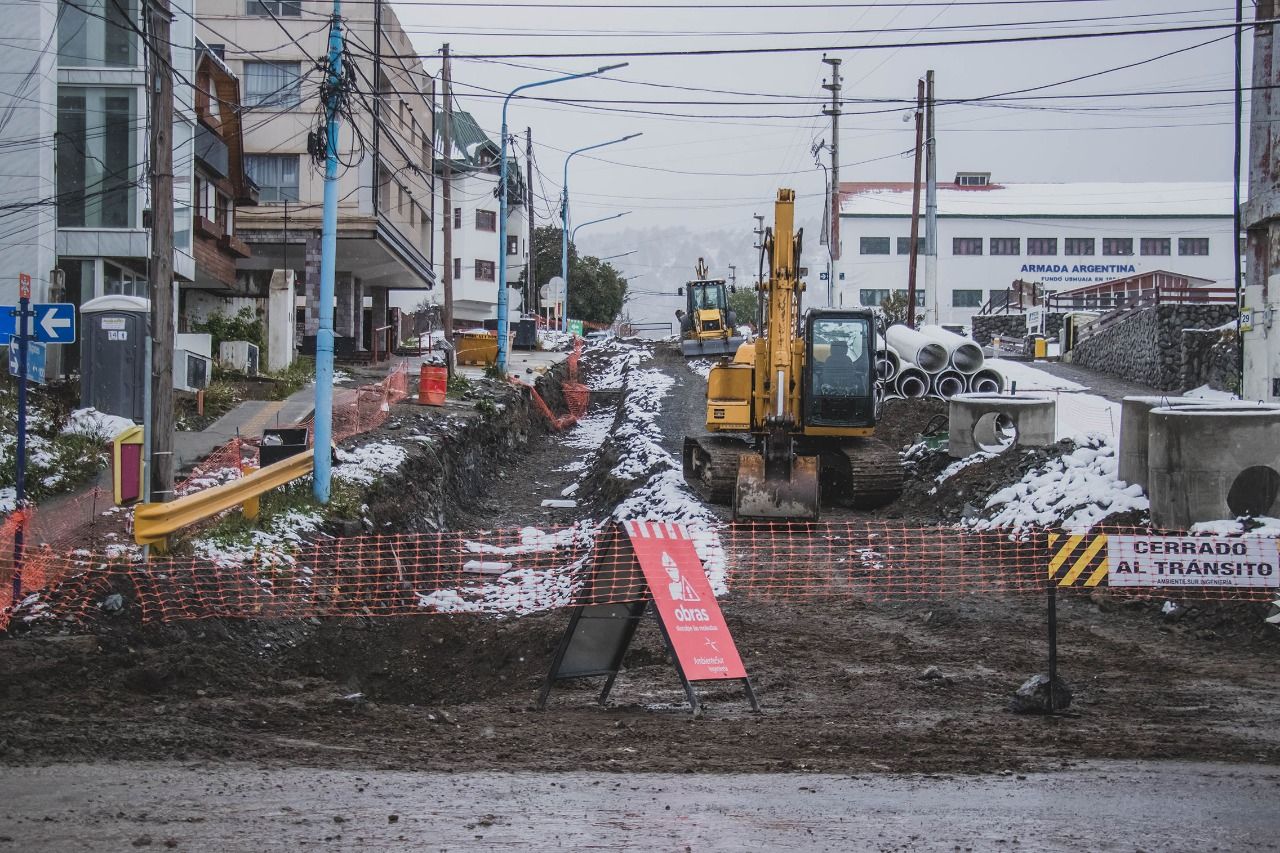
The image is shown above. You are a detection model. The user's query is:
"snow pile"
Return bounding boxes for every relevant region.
[1190,517,1280,536]
[686,359,714,380]
[61,408,135,441]
[608,367,728,595]
[333,441,408,486]
[971,438,1148,533]
[935,452,994,484]
[538,330,573,352]
[0,487,14,514]
[192,507,325,569]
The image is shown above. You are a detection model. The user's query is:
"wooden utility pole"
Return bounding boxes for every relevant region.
[822,55,842,305]
[147,0,176,501]
[440,43,454,338]
[525,126,534,313]
[923,69,937,321]
[906,78,925,328]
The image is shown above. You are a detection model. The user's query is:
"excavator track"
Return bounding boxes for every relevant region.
[822,438,905,510]
[682,436,748,505]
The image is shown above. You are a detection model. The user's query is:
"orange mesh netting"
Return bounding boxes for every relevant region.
[4,523,1275,629]
[521,337,590,431]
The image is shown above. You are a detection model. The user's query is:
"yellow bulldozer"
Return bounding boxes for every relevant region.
[682,189,904,520]
[676,258,745,358]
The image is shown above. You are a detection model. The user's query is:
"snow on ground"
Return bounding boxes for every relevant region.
[970,438,1148,534]
[0,487,14,514]
[538,330,573,352]
[333,442,408,486]
[934,452,994,484]
[983,359,1117,440]
[192,507,326,569]
[1185,384,1239,401]
[584,339,651,390]
[1190,517,1280,536]
[686,359,713,380]
[61,408,135,441]
[985,359,1083,392]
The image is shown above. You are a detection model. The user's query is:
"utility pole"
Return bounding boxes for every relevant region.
[314,2,344,502]
[923,69,938,324]
[822,55,842,307]
[753,213,766,326]
[147,0,176,503]
[906,77,925,328]
[525,126,534,314]
[440,43,454,339]
[1242,0,1279,401]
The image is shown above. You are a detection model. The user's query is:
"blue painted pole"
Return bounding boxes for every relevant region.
[559,133,642,333]
[497,63,629,370]
[12,281,30,600]
[314,5,343,504]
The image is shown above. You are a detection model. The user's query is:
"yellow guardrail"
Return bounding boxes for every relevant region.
[134,451,315,551]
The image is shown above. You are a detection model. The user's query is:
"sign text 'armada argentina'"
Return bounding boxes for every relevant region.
[1020,263,1138,275]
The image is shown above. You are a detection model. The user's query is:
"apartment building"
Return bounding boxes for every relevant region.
[432,110,528,325]
[836,174,1236,327]
[196,0,436,360]
[0,0,197,374]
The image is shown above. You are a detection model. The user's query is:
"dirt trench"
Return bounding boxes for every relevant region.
[0,341,1278,776]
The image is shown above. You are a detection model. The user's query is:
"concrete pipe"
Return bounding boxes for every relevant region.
[932,369,967,400]
[875,344,901,383]
[968,368,1005,395]
[895,365,930,399]
[947,393,1057,459]
[921,324,985,374]
[1117,396,1236,490]
[886,325,949,373]
[1148,404,1280,530]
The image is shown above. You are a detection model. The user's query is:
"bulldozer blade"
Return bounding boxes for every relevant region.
[733,452,821,522]
[681,336,745,358]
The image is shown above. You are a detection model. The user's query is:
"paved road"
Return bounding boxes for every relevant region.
[0,762,1275,851]
[1026,360,1162,403]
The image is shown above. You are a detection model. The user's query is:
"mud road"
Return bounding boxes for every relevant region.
[1,761,1276,851]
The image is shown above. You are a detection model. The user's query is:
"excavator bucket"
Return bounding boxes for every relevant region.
[733,452,821,522]
[681,335,745,358]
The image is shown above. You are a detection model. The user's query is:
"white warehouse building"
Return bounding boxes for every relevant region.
[834,174,1237,327]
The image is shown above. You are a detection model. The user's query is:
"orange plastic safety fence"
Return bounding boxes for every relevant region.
[5,523,1275,629]
[332,361,410,441]
[522,338,590,431]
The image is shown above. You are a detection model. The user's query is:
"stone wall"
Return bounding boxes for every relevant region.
[1181,327,1240,393]
[972,314,1026,345]
[1069,305,1236,391]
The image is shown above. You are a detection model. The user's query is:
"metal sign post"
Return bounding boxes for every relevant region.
[11,273,32,600]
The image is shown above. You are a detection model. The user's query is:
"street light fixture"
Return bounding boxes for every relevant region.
[497,62,627,372]
[561,132,642,332]
[560,211,630,329]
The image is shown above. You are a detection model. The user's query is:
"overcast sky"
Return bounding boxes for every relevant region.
[389,0,1251,319]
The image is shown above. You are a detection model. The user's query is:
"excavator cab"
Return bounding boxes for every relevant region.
[803,310,878,430]
[677,261,745,357]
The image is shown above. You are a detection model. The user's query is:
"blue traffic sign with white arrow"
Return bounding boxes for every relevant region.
[0,302,76,344]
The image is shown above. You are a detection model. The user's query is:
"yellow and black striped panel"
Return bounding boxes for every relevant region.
[1047,532,1109,587]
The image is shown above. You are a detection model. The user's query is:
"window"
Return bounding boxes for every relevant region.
[245,154,299,203]
[1141,238,1171,256]
[953,237,983,256]
[1103,238,1133,256]
[476,209,497,232]
[859,237,890,255]
[956,172,990,187]
[1027,238,1057,256]
[58,0,137,67]
[475,260,495,281]
[507,235,519,255]
[952,289,983,308]
[57,88,138,228]
[452,207,461,229]
[243,61,301,109]
[893,289,926,307]
[1179,237,1210,256]
[453,257,461,280]
[104,261,146,297]
[858,289,890,307]
[1065,237,1095,256]
[246,0,301,16]
[990,237,1020,256]
[895,236,925,255]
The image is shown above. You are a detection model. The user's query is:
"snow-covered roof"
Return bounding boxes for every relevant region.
[839,181,1237,219]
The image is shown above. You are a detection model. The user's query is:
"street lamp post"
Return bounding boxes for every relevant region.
[498,63,627,373]
[561,133,642,332]
[566,211,630,329]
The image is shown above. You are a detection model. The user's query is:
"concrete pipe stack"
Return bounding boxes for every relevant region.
[878,324,1005,403]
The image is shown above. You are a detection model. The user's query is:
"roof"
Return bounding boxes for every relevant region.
[839,181,1238,219]
[435,108,525,199]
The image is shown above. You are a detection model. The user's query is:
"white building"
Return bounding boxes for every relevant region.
[421,109,528,325]
[835,174,1237,326]
[0,0,197,374]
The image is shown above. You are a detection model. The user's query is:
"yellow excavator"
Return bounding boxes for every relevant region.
[676,258,745,358]
[682,189,904,520]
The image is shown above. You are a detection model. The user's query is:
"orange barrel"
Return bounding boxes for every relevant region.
[419,364,448,406]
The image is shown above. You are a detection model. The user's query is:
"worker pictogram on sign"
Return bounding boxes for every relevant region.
[538,521,758,716]
[1048,532,1109,588]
